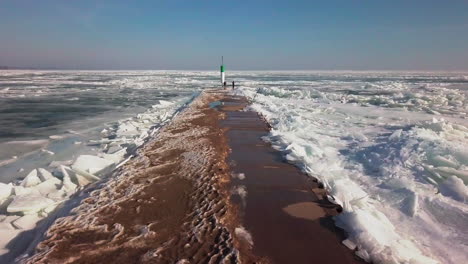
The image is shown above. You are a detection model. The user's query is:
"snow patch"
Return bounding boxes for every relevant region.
[235,226,254,246]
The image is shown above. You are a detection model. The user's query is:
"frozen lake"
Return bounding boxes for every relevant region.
[1,70,467,263]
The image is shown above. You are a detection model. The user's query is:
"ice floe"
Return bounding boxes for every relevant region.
[20,170,42,188]
[71,155,114,175]
[0,183,13,201]
[7,194,54,214]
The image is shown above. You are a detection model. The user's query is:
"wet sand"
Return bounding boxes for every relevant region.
[23,91,362,263]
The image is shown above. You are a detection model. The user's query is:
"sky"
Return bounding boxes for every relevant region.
[1,0,468,70]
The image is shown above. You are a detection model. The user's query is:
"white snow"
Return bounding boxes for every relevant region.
[233,172,246,180]
[234,226,254,246]
[235,71,468,264]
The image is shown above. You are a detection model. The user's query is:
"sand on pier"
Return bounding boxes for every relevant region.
[24,91,238,264]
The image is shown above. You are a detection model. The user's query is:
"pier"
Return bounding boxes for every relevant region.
[217,93,362,263]
[23,91,362,263]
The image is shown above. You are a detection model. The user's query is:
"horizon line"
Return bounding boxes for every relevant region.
[1,68,468,73]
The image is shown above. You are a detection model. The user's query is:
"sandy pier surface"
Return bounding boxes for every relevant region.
[22,91,362,263]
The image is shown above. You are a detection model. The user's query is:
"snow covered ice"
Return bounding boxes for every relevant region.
[235,71,468,264]
[1,70,467,263]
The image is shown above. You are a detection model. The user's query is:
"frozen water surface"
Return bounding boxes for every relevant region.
[234,71,468,264]
[1,70,468,263]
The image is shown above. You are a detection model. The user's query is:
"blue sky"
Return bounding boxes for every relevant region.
[1,0,468,70]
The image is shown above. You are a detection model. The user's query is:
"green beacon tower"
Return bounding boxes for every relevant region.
[220,56,225,85]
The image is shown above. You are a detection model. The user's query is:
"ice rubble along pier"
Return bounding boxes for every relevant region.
[19,91,239,263]
[13,90,363,264]
[0,97,191,262]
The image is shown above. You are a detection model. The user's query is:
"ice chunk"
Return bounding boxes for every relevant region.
[234,226,253,246]
[355,249,371,262]
[430,155,459,168]
[0,183,13,200]
[70,168,99,184]
[42,203,59,215]
[62,166,90,186]
[106,145,122,154]
[60,166,77,193]
[0,197,11,210]
[66,130,79,134]
[100,128,110,137]
[439,176,468,202]
[21,169,42,187]
[71,155,114,175]
[159,99,173,106]
[152,100,174,108]
[41,149,55,155]
[233,173,246,180]
[72,172,93,186]
[434,167,468,183]
[383,178,411,190]
[327,194,343,206]
[116,122,139,136]
[100,148,126,163]
[0,216,20,232]
[49,160,73,168]
[11,214,42,230]
[389,129,402,141]
[33,177,62,196]
[13,186,41,196]
[116,155,133,169]
[401,191,419,217]
[0,229,20,255]
[7,194,54,214]
[342,239,357,250]
[37,168,54,181]
[47,189,68,201]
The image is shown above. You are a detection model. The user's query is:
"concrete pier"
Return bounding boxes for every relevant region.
[24,91,363,264]
[217,94,363,263]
